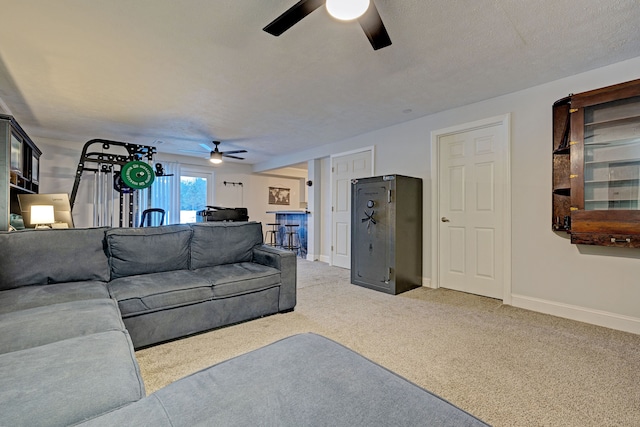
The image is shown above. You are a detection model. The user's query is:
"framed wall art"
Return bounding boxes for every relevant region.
[269,187,290,205]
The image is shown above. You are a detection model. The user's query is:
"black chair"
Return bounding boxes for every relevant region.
[140,208,165,227]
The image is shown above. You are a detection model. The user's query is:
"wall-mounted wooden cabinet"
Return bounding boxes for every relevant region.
[552,96,572,232]
[1,114,42,231]
[552,78,640,247]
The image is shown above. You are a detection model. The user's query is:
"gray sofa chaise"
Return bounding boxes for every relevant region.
[0,222,487,426]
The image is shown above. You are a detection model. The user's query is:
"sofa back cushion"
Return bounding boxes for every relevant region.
[190,222,263,269]
[0,227,110,290]
[106,225,192,280]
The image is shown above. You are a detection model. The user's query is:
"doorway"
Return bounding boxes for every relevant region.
[179,168,214,224]
[431,115,511,301]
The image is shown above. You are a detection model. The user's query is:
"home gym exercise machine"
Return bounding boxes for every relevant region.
[70,139,169,227]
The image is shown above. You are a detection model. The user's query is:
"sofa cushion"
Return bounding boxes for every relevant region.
[75,333,488,426]
[0,281,110,315]
[193,262,281,298]
[0,227,110,290]
[190,222,263,269]
[0,331,145,427]
[0,299,125,355]
[106,225,192,280]
[76,395,172,427]
[108,270,214,317]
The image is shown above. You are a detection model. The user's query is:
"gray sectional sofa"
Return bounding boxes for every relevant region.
[0,221,487,426]
[0,222,296,425]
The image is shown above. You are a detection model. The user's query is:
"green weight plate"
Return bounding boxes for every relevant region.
[120,161,155,189]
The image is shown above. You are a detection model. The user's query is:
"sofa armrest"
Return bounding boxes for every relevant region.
[252,245,296,311]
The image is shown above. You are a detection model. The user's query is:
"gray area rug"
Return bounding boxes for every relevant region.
[136,259,640,427]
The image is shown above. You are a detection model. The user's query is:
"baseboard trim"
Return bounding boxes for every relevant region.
[422,277,434,288]
[511,294,640,335]
[319,255,331,264]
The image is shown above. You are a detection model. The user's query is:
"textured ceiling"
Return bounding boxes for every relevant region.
[1,0,639,165]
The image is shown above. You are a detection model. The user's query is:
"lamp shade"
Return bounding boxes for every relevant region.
[326,0,370,21]
[31,205,55,226]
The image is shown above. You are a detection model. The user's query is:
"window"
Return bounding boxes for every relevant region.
[179,168,213,224]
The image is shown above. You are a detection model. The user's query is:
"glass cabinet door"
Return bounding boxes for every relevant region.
[583,96,640,211]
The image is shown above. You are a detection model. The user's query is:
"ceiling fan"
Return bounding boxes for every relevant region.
[179,141,248,164]
[263,0,391,51]
[205,141,247,164]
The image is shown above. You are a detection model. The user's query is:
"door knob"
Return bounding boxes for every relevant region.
[441,217,450,222]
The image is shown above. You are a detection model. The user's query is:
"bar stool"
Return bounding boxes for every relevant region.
[282,223,301,256]
[264,223,280,247]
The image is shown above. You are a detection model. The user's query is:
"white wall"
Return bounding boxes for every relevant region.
[255,55,640,333]
[319,156,332,263]
[37,137,95,227]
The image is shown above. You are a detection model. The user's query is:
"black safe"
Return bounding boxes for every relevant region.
[350,174,423,295]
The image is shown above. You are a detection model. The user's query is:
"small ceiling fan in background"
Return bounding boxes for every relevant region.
[179,141,247,164]
[206,141,247,164]
[263,0,392,50]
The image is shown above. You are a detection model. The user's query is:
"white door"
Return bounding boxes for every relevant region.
[331,149,373,268]
[435,116,510,300]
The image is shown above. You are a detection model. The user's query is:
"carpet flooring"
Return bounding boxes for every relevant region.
[136,259,640,426]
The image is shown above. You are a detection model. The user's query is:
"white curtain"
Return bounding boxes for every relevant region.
[137,161,180,226]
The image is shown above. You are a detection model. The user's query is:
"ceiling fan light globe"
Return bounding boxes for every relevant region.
[326,0,370,21]
[209,151,223,164]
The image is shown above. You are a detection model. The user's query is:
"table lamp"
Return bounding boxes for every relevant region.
[31,205,55,229]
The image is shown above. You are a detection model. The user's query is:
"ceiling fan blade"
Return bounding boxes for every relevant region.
[222,154,245,160]
[199,142,212,151]
[263,0,325,36]
[358,1,391,50]
[221,149,248,155]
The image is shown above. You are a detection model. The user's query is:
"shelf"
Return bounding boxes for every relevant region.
[585,179,639,184]
[585,114,640,127]
[586,199,640,203]
[584,157,640,165]
[584,136,640,147]
[2,114,42,230]
[9,183,36,194]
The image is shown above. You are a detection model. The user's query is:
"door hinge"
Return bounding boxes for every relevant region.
[569,108,578,113]
[569,141,579,146]
[331,245,334,252]
[570,207,579,211]
[569,174,578,179]
[331,206,334,212]
[331,167,334,173]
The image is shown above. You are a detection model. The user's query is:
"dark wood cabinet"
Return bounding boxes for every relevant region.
[552,78,640,247]
[552,96,572,232]
[1,114,42,231]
